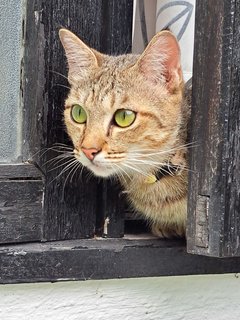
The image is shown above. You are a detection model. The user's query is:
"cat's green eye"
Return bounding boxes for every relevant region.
[114,109,136,128]
[71,104,87,124]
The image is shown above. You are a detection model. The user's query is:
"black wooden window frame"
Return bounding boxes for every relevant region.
[0,0,240,284]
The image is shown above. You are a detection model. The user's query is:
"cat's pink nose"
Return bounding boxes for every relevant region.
[81,148,99,160]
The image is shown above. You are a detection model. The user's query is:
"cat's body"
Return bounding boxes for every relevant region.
[59,29,190,238]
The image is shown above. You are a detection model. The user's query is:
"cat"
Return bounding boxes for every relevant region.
[59,28,191,238]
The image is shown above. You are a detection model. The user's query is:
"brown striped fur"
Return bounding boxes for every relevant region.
[59,29,190,238]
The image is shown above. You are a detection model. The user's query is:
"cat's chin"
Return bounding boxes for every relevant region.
[86,164,116,178]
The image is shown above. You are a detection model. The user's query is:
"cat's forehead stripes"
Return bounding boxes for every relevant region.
[78,82,129,112]
[101,91,129,111]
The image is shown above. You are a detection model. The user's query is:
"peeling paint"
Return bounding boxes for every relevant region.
[6,250,27,256]
[34,11,39,25]
[103,217,110,235]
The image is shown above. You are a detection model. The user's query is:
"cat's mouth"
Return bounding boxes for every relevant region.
[74,150,120,177]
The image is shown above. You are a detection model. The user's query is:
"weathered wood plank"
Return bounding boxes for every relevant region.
[0,164,42,179]
[97,181,125,238]
[0,180,43,243]
[187,0,240,257]
[1,238,240,284]
[22,0,133,241]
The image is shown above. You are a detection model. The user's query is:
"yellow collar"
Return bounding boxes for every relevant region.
[144,165,180,184]
[144,174,157,184]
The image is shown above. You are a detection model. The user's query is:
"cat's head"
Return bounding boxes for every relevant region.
[59,29,184,178]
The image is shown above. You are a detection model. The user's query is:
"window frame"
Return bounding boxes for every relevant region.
[1,0,240,285]
[1,238,240,284]
[187,0,240,257]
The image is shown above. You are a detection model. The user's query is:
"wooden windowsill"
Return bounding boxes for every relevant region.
[1,238,240,284]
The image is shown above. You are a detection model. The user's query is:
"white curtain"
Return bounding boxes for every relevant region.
[132,0,196,81]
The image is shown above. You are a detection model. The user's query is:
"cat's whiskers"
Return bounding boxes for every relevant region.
[31,144,72,159]
[117,164,131,180]
[49,70,69,81]
[112,163,131,184]
[125,159,173,177]
[111,164,128,185]
[43,158,72,172]
[49,158,79,185]
[42,152,74,167]
[47,156,76,172]
[127,157,195,174]
[52,142,73,147]
[130,142,198,156]
[35,144,73,159]
[85,169,95,183]
[70,161,82,184]
[122,163,150,178]
[44,149,73,158]
[128,148,181,167]
[79,164,85,181]
[49,146,73,152]
[37,144,74,167]
[62,160,82,199]
[54,83,71,90]
[127,158,167,166]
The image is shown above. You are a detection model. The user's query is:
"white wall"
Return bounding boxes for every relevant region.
[0,0,23,162]
[0,274,240,320]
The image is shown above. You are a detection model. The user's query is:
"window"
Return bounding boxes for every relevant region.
[0,0,240,284]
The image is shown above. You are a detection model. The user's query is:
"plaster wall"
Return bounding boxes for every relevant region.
[0,0,23,162]
[0,274,240,320]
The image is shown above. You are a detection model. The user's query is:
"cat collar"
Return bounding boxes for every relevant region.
[145,165,180,184]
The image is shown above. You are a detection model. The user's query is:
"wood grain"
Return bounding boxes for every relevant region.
[1,238,240,284]
[0,180,43,243]
[187,0,240,257]
[0,164,42,179]
[22,0,133,240]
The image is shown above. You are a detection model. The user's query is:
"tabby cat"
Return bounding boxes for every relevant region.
[59,29,190,238]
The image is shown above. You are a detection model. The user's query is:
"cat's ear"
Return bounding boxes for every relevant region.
[135,31,182,92]
[59,29,101,82]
